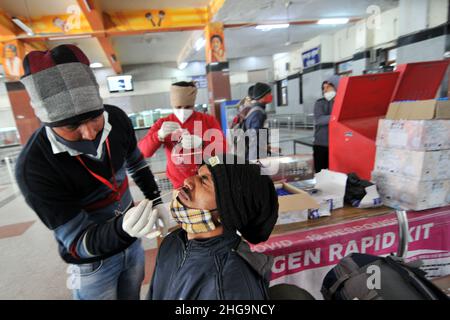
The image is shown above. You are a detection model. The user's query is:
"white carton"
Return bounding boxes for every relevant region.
[374,148,450,181]
[376,119,450,151]
[308,170,348,218]
[372,171,450,211]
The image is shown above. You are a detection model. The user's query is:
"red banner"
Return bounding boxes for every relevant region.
[251,206,450,299]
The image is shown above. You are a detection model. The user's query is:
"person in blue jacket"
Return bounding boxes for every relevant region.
[243,82,273,160]
[148,155,279,300]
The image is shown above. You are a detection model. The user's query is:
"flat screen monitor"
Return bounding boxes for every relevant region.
[107,75,133,92]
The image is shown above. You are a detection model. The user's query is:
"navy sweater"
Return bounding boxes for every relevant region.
[149,228,272,300]
[15,105,161,264]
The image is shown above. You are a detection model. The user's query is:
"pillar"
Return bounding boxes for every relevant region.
[5,82,40,145]
[205,22,231,126]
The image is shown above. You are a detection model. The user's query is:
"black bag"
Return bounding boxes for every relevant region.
[344,173,374,206]
[321,253,449,300]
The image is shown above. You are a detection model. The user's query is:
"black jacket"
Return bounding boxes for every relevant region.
[148,228,273,300]
[313,97,334,147]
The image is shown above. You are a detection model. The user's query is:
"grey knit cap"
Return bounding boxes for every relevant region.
[20,44,104,126]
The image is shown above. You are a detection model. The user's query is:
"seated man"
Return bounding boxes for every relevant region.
[148,155,279,300]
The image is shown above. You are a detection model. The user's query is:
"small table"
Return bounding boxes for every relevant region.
[293,136,314,154]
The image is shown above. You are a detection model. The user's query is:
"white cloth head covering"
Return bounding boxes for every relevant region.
[170,84,198,107]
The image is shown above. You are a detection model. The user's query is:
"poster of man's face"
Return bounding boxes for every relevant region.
[211,35,222,52]
[205,22,226,64]
[4,45,17,59]
[2,43,23,78]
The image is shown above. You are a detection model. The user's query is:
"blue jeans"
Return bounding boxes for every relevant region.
[68,239,145,300]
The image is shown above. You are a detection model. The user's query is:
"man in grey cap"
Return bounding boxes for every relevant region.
[313,75,340,173]
[15,44,170,300]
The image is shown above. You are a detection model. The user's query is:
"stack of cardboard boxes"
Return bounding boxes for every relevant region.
[372,99,450,211]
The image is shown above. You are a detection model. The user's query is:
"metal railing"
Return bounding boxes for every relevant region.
[267,113,315,130]
[395,210,409,259]
[1,152,20,190]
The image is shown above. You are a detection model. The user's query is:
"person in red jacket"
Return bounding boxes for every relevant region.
[138,81,227,189]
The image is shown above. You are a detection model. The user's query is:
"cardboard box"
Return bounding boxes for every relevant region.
[376,119,450,151]
[254,155,315,183]
[372,171,450,211]
[275,183,320,225]
[374,148,450,181]
[386,100,450,120]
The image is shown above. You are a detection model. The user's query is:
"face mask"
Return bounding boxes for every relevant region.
[324,91,336,101]
[53,129,104,156]
[170,193,218,234]
[173,108,193,123]
[264,93,273,104]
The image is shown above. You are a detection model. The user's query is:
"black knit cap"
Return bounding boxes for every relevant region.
[205,154,279,244]
[250,82,272,100]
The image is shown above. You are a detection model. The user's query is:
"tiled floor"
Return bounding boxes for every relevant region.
[0,129,313,299]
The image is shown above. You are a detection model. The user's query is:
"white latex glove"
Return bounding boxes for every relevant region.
[181,133,203,149]
[152,203,170,237]
[122,199,161,239]
[158,121,181,141]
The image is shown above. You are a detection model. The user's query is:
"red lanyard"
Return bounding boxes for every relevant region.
[76,138,120,201]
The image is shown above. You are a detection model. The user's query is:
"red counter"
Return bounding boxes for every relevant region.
[252,205,450,299]
[329,60,449,180]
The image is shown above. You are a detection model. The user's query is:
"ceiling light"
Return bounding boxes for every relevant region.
[178,62,188,70]
[11,17,34,36]
[48,34,92,40]
[195,37,206,51]
[83,0,92,12]
[255,24,289,31]
[317,18,349,25]
[89,62,103,68]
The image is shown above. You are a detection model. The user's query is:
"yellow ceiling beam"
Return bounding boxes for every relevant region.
[76,0,122,74]
[0,7,213,41]
[176,1,226,65]
[208,0,226,21]
[11,13,93,37]
[23,41,48,52]
[0,10,20,42]
[105,7,208,34]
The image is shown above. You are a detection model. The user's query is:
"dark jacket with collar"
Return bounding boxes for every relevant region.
[244,102,267,131]
[313,97,335,147]
[243,102,269,160]
[148,228,273,300]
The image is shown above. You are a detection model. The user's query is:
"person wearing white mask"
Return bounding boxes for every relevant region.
[313,75,340,173]
[139,81,226,189]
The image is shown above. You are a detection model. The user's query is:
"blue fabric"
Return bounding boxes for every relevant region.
[148,229,270,300]
[53,164,133,259]
[276,188,293,196]
[68,239,145,300]
[245,108,266,130]
[244,103,268,160]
